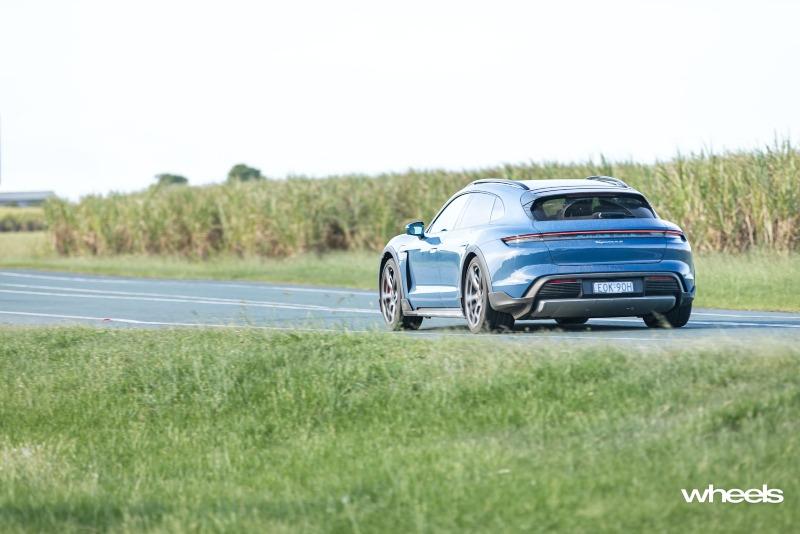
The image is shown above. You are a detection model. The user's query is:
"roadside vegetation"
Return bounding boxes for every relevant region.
[694,252,800,311]
[2,232,799,311]
[0,207,47,232]
[43,143,799,257]
[0,232,376,289]
[0,328,797,532]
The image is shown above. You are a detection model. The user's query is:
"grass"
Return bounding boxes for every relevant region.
[3,232,799,312]
[0,232,377,288]
[694,252,800,311]
[0,328,798,532]
[44,142,800,257]
[0,232,53,260]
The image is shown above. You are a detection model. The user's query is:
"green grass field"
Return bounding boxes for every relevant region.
[693,252,800,311]
[2,232,799,312]
[0,328,797,532]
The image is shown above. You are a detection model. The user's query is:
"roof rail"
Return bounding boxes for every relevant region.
[586,175,629,188]
[471,178,529,190]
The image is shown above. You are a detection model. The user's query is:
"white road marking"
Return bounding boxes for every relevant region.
[3,271,799,320]
[0,271,375,296]
[599,317,800,329]
[2,286,799,328]
[236,284,374,296]
[0,310,664,342]
[0,271,137,284]
[0,282,378,312]
[1,270,798,338]
[0,310,349,331]
[692,311,800,320]
[0,288,379,315]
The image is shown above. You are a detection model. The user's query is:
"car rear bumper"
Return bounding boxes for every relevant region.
[529,296,676,318]
[488,271,694,320]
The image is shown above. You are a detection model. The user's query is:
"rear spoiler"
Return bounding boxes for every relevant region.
[586,176,630,188]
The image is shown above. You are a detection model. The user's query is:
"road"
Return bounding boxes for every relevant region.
[1,269,799,343]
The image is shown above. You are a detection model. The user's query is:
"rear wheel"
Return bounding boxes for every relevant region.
[463,257,515,333]
[380,259,423,330]
[555,317,588,326]
[643,302,692,328]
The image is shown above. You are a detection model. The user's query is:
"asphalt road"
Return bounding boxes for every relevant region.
[1,269,799,344]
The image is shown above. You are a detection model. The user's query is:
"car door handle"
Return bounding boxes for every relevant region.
[429,247,439,252]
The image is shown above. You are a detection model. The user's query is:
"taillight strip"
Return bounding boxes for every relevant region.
[502,229,684,244]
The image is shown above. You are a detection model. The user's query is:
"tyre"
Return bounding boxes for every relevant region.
[555,317,588,326]
[380,258,423,330]
[463,257,515,333]
[643,302,692,328]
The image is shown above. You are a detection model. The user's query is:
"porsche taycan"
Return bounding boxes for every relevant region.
[378,176,695,332]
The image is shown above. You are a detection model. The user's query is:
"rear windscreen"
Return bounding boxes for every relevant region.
[532,194,655,220]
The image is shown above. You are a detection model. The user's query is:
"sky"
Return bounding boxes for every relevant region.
[0,0,798,200]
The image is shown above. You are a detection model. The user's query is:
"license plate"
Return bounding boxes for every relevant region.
[593,281,634,294]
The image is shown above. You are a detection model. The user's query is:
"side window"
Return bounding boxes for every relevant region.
[457,193,495,229]
[490,197,505,222]
[428,194,470,234]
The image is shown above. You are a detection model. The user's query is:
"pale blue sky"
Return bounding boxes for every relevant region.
[1,0,798,199]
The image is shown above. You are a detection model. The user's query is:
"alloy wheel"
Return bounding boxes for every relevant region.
[380,263,398,324]
[465,263,483,328]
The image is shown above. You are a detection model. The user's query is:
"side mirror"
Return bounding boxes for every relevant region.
[405,221,425,238]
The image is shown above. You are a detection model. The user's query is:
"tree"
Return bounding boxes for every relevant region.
[155,173,188,186]
[227,163,263,182]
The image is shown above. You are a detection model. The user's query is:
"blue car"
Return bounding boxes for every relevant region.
[379,176,695,332]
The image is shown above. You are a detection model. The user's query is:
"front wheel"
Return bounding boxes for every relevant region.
[463,257,515,333]
[380,259,423,330]
[643,302,692,328]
